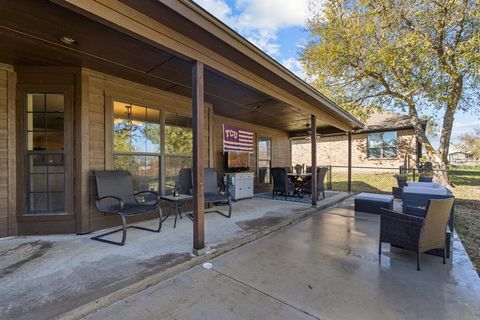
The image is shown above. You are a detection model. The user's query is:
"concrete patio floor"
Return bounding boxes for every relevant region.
[86,198,480,320]
[0,192,348,320]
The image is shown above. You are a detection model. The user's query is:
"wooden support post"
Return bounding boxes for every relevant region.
[347,132,352,193]
[311,115,317,206]
[192,61,205,255]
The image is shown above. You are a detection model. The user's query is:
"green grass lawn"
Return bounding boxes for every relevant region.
[455,201,480,273]
[327,170,479,273]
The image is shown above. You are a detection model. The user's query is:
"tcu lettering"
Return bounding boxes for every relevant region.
[225,129,238,139]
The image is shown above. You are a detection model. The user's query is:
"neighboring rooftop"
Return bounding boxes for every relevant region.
[355,110,421,133]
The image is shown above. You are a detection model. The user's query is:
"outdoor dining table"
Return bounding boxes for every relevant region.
[287,173,312,195]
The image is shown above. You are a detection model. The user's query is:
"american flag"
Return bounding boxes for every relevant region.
[223,124,254,153]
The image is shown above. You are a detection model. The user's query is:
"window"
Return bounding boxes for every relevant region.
[26,93,66,214]
[112,103,194,195]
[367,131,397,158]
[258,137,271,184]
[164,112,193,194]
[113,101,160,192]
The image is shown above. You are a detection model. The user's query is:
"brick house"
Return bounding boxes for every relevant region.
[291,111,423,169]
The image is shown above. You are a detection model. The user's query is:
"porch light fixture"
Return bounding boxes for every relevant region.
[59,36,77,45]
[118,104,137,137]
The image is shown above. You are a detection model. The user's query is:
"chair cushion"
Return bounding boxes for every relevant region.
[204,192,229,203]
[403,187,448,195]
[355,193,394,202]
[407,182,440,188]
[119,204,159,216]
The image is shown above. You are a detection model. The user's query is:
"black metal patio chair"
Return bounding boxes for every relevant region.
[271,167,296,199]
[302,167,328,200]
[176,168,233,218]
[92,170,162,246]
[203,168,233,218]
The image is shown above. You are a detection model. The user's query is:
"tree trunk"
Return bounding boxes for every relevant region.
[406,101,451,185]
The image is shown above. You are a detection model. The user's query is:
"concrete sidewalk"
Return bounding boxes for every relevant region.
[0,192,349,320]
[86,198,480,320]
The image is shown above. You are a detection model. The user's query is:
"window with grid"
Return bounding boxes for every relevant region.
[367,131,398,158]
[258,137,272,184]
[25,93,66,214]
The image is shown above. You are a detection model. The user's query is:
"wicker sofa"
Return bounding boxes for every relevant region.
[402,182,454,231]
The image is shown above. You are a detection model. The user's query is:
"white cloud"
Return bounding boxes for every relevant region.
[281,57,307,79]
[453,119,480,129]
[194,0,310,57]
[195,0,232,21]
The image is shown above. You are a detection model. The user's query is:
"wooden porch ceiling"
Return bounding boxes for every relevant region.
[0,0,345,134]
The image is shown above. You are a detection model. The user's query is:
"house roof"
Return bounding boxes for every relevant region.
[448,144,472,156]
[354,111,421,133]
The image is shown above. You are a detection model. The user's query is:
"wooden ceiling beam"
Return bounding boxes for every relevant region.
[52,0,357,132]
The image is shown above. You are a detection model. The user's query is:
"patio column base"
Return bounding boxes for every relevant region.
[192,247,207,256]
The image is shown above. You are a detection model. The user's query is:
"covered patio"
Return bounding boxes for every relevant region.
[1,195,479,320]
[0,0,361,254]
[0,193,349,320]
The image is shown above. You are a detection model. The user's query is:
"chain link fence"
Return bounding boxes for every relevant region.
[326,165,480,203]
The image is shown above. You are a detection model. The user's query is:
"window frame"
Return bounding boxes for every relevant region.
[257,137,272,185]
[17,84,74,217]
[163,111,193,194]
[367,131,398,159]
[110,98,194,196]
[112,100,162,193]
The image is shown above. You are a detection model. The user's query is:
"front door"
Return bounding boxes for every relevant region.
[16,84,75,235]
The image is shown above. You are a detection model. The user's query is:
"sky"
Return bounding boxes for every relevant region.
[194,0,479,147]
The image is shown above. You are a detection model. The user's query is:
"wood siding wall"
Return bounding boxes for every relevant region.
[0,64,15,237]
[0,66,293,236]
[213,115,291,193]
[83,69,212,232]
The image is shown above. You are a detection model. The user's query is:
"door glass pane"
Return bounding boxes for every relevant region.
[27,94,45,112]
[48,154,64,173]
[46,94,64,112]
[46,113,64,131]
[46,132,64,150]
[28,132,46,150]
[28,113,45,131]
[30,155,47,173]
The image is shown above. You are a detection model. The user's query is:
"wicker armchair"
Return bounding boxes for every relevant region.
[302,167,328,200]
[271,167,296,199]
[92,170,162,246]
[379,197,454,271]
